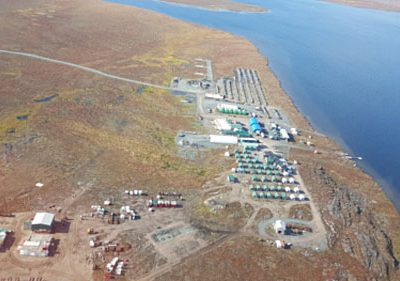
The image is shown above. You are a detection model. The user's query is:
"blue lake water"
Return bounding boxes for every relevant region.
[107,0,400,209]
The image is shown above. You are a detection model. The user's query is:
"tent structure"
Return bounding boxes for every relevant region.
[31,212,55,233]
[273,220,286,234]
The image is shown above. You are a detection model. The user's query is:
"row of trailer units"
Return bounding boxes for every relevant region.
[216,69,268,107]
[251,191,307,201]
[249,185,302,193]
[146,199,178,208]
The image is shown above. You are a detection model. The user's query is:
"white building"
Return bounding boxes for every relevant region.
[275,240,285,249]
[280,128,290,141]
[31,212,55,233]
[209,135,238,144]
[273,220,286,234]
[214,119,232,131]
[205,93,224,100]
[217,103,239,110]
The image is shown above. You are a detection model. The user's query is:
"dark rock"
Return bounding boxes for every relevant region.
[341,238,354,254]
[314,167,399,280]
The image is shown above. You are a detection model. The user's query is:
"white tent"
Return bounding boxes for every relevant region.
[210,135,238,144]
[214,119,232,131]
[275,240,285,249]
[273,220,286,234]
[32,212,54,227]
[280,128,290,140]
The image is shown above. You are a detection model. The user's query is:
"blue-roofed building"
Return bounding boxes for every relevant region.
[251,123,261,132]
[249,117,258,126]
[249,117,262,133]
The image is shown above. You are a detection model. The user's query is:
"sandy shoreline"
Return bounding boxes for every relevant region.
[160,0,267,13]
[163,0,400,12]
[325,0,400,12]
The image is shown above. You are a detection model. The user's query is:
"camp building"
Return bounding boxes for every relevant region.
[31,212,55,233]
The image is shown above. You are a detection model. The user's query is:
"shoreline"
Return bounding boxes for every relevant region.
[159,0,268,13]
[324,0,400,13]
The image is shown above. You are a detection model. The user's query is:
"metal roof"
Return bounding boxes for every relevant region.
[32,212,55,226]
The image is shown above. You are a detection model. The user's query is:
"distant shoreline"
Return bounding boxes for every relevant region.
[325,0,400,13]
[159,0,268,13]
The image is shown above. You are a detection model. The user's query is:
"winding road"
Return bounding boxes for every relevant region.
[0,49,199,94]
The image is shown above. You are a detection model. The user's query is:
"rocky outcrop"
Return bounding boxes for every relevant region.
[315,166,398,280]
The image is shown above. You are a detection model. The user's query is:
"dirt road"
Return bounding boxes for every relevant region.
[0,49,200,94]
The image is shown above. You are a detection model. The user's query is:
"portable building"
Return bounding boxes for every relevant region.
[280,128,290,141]
[227,175,237,183]
[298,194,306,201]
[251,123,262,133]
[31,212,55,233]
[209,135,238,144]
[275,240,285,249]
[0,228,9,248]
[217,103,239,111]
[273,220,286,234]
[249,117,258,126]
[214,119,232,131]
